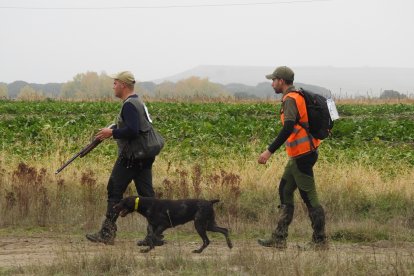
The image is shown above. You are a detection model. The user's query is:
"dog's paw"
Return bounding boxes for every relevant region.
[140,247,152,253]
[137,239,165,247]
[137,239,149,246]
[227,240,233,249]
[192,249,202,254]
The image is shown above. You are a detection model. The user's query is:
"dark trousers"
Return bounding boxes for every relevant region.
[276,151,327,243]
[279,151,320,209]
[106,156,155,221]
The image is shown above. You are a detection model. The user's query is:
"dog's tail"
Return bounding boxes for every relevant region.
[210,199,220,204]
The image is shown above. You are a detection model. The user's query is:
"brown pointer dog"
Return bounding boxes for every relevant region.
[113,196,233,253]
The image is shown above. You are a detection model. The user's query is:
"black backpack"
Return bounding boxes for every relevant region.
[294,88,334,140]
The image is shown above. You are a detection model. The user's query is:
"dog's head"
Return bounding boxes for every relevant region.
[113,196,139,217]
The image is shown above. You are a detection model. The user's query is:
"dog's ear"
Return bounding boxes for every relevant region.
[122,196,139,212]
[115,197,136,217]
[113,197,132,211]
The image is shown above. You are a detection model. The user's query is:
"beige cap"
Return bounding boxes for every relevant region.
[109,71,136,85]
[265,66,294,82]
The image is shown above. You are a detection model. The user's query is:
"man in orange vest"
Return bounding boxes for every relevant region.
[257,66,327,249]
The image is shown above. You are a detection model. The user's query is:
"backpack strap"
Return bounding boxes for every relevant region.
[287,89,317,152]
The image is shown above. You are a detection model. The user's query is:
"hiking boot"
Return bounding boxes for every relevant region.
[275,204,294,238]
[86,218,117,245]
[258,204,294,249]
[308,206,327,245]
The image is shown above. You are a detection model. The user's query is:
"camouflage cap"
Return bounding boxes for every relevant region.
[109,71,136,85]
[265,66,294,82]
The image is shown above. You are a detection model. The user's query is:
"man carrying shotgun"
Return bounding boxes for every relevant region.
[85,71,161,245]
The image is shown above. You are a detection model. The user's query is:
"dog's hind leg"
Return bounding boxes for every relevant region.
[208,223,233,249]
[193,219,210,253]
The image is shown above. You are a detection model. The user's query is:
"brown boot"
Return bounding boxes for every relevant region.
[308,206,328,249]
[258,204,294,249]
[86,218,117,245]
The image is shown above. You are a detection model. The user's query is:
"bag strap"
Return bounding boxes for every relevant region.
[289,89,317,151]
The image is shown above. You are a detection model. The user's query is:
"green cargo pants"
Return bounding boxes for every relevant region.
[279,151,320,208]
[258,151,327,247]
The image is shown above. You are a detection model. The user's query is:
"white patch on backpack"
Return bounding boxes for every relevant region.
[143,104,153,123]
[326,98,339,121]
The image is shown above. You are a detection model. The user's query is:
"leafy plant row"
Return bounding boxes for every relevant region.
[0,100,413,166]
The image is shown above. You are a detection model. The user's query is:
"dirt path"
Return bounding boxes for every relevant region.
[1,236,413,269]
[1,236,234,268]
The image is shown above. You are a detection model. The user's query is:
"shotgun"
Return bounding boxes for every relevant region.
[55,124,116,174]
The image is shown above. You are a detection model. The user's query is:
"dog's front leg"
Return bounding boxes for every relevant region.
[140,224,155,253]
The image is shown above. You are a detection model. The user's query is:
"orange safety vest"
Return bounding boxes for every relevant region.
[281,91,320,158]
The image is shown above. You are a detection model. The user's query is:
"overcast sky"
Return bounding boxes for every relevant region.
[1,0,413,83]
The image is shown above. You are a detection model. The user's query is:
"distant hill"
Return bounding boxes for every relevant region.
[222,82,331,99]
[137,80,330,99]
[154,65,414,97]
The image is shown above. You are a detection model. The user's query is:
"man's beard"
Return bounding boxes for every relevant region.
[274,87,283,94]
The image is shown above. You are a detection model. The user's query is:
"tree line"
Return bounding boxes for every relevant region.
[1,71,410,101]
[1,72,237,101]
[2,71,282,101]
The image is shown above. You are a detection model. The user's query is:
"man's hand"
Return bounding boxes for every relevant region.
[258,150,272,164]
[95,128,113,141]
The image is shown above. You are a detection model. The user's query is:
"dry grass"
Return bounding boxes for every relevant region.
[335,97,414,105]
[0,152,413,274]
[0,152,413,237]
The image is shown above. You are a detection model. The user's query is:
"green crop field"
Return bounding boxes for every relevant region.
[1,100,413,164]
[0,99,413,275]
